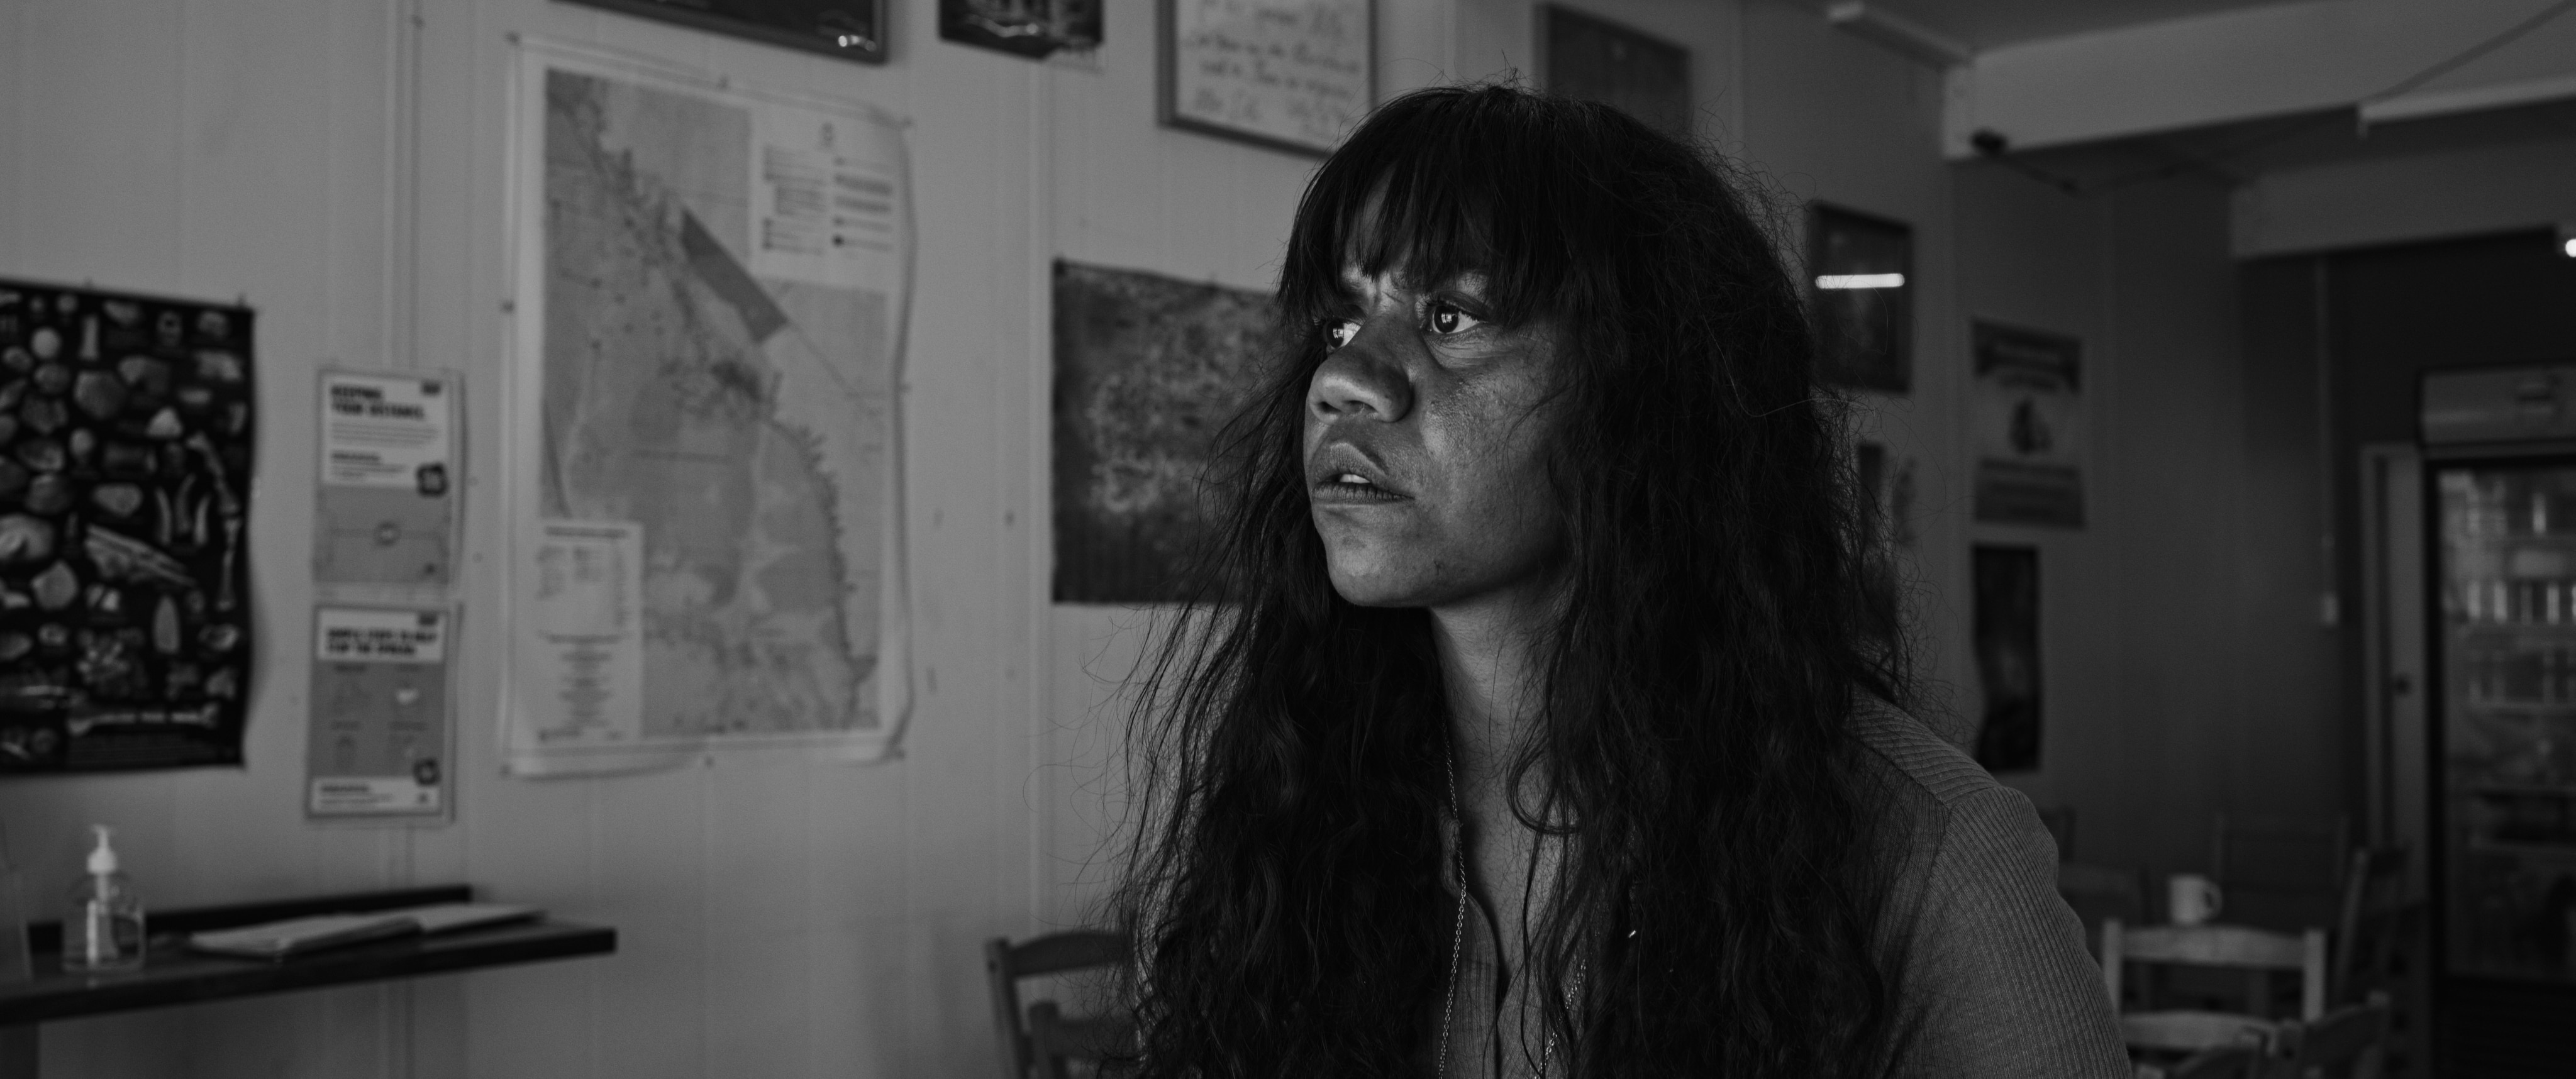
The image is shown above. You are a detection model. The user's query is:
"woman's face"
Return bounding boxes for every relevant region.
[1303,266,1567,611]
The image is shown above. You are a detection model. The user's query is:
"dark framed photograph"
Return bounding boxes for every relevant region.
[1972,545,2041,773]
[557,0,889,64]
[941,0,1102,60]
[1807,202,1914,394]
[1538,5,1690,139]
[1162,0,1374,157]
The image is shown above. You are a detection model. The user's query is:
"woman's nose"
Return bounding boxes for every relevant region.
[1306,325,1411,423]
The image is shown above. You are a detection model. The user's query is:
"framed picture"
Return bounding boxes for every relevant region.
[1808,202,1914,394]
[1538,5,1690,139]
[557,0,888,64]
[940,0,1101,60]
[1972,545,2041,773]
[1971,320,2085,528]
[1162,0,1374,157]
[1052,261,1274,603]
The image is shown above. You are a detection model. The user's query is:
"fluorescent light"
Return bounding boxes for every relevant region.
[2563,237,2576,258]
[1817,273,1906,290]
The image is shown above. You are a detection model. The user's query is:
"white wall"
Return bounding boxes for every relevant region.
[1950,159,2345,879]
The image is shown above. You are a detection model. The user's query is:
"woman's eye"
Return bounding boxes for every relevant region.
[1322,319,1360,350]
[1426,302,1482,336]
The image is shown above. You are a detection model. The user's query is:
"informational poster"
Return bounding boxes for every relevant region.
[1972,545,2041,773]
[306,605,452,819]
[1163,0,1371,156]
[1052,261,1273,604]
[502,521,654,772]
[0,279,255,773]
[502,40,911,775]
[1971,321,2084,528]
[315,369,457,587]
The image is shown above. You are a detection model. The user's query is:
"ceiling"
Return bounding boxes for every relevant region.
[1863,0,2321,50]
[1984,94,2576,194]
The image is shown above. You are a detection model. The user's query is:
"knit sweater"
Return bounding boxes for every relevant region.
[1432,702,2132,1078]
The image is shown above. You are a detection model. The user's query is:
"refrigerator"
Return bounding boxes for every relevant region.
[2421,365,2576,1075]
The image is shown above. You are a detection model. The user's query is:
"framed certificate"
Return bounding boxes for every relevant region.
[1162,0,1374,157]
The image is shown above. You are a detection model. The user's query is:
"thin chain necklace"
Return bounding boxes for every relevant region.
[1435,751,1582,1079]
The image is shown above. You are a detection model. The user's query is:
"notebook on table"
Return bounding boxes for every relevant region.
[187,903,541,960]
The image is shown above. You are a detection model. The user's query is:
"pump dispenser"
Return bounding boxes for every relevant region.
[65,825,143,972]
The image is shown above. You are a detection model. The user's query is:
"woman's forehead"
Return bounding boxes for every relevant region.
[1335,264,1492,298]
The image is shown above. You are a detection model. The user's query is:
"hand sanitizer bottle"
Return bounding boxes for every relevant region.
[65,826,144,972]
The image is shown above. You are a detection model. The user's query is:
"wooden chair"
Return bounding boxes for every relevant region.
[2060,861,2149,957]
[2212,814,2348,931]
[2103,919,2328,1061]
[2136,1042,2262,1079]
[2330,847,2409,1003]
[2328,849,2417,1075]
[2261,993,2392,1079]
[985,929,1132,1079]
[2036,804,2078,861]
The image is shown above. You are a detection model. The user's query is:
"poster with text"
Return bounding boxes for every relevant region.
[0,279,255,773]
[1972,321,2084,528]
[306,605,452,820]
[502,40,913,775]
[315,369,457,588]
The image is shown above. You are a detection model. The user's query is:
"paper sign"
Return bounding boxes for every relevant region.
[502,521,662,773]
[315,370,459,587]
[306,605,453,820]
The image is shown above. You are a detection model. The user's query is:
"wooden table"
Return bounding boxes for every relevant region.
[0,885,615,1078]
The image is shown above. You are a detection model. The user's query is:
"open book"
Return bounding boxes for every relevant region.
[187,903,541,960]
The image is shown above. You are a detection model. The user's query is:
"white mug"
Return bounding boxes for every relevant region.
[2168,873,2224,926]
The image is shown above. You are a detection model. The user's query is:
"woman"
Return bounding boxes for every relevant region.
[1108,86,2126,1078]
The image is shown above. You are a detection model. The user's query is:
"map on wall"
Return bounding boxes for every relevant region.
[1053,261,1275,604]
[503,40,911,775]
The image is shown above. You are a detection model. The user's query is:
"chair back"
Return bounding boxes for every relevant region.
[985,930,1130,1079]
[2102,919,2329,1057]
[2330,846,2407,1002]
[2035,804,2077,861]
[2140,1042,2261,1079]
[2057,861,2146,958]
[2212,813,2348,929]
[2266,994,2391,1079]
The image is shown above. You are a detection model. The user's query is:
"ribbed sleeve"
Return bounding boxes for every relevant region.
[1853,708,2133,1079]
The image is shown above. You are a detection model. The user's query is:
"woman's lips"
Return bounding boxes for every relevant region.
[1307,444,1410,504]
[1311,472,1409,505]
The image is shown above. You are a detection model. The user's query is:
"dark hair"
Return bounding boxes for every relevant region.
[1109,85,1914,1078]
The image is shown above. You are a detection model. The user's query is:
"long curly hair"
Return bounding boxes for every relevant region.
[1106,85,1915,1078]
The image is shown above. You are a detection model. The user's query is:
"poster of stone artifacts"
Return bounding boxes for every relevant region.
[1542,5,1691,139]
[941,0,1101,60]
[1808,203,1913,394]
[1163,0,1371,156]
[504,40,912,775]
[1972,545,2041,773]
[0,280,256,773]
[1053,260,1275,604]
[1971,320,2085,528]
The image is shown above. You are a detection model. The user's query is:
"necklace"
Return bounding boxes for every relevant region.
[1435,750,1582,1079]
[1436,750,1470,1079]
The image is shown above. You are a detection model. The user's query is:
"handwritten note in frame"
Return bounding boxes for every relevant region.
[1162,0,1374,157]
